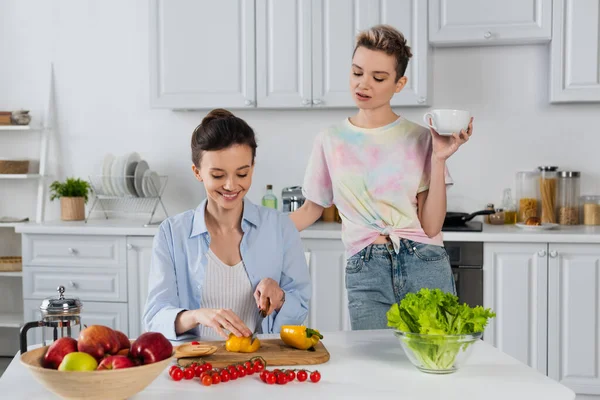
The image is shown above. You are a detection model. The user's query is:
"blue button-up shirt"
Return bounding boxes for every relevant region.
[143,198,311,340]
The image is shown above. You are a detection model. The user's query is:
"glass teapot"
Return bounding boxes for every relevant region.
[19,285,83,353]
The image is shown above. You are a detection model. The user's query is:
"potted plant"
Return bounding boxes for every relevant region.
[49,178,91,221]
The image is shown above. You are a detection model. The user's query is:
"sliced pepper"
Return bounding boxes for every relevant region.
[225,333,261,353]
[280,325,323,350]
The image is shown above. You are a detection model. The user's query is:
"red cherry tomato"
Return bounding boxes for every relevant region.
[237,366,247,378]
[310,370,321,383]
[191,341,200,345]
[201,375,212,386]
[169,365,180,376]
[171,368,184,381]
[286,370,296,381]
[192,364,202,377]
[183,367,195,380]
[276,373,288,385]
[211,373,221,385]
[296,370,308,382]
[203,363,212,371]
[253,360,265,373]
[230,369,239,380]
[220,370,230,383]
[227,365,237,374]
[265,372,276,385]
[259,370,268,382]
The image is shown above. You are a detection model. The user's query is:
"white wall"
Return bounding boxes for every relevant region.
[1,0,599,228]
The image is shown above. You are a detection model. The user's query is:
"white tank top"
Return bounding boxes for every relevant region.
[198,249,260,339]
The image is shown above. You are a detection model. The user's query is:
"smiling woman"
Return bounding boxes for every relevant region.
[143,109,311,341]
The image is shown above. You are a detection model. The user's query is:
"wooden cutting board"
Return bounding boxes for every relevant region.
[176,339,330,368]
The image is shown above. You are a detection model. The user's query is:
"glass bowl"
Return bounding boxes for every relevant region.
[394,330,482,374]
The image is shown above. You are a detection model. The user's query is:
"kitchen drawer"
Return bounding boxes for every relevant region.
[23,266,127,302]
[22,234,126,268]
[23,300,129,346]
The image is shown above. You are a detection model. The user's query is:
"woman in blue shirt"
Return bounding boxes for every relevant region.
[143,109,311,340]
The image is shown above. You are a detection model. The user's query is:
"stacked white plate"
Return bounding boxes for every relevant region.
[100,152,162,198]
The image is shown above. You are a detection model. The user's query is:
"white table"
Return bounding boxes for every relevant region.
[0,330,575,399]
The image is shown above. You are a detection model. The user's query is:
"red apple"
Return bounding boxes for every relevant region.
[43,337,78,369]
[113,330,131,350]
[130,332,173,365]
[77,325,120,361]
[96,355,135,370]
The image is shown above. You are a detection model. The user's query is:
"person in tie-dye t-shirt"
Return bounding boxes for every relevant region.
[290,25,474,330]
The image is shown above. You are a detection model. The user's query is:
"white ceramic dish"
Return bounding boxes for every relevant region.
[515,223,559,231]
[134,160,149,197]
[143,170,161,197]
[123,152,141,196]
[102,154,116,196]
[110,154,125,196]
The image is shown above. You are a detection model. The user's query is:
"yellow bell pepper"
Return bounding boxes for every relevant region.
[280,325,323,350]
[225,333,261,353]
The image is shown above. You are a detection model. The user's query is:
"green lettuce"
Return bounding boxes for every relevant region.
[387,288,496,370]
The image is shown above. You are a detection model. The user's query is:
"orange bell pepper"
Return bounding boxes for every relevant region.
[225,333,261,353]
[280,326,323,350]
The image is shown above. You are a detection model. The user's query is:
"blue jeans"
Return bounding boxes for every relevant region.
[345,239,456,330]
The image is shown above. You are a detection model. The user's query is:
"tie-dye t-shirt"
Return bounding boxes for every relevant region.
[302,117,453,258]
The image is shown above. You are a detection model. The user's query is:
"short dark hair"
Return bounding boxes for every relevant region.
[353,24,413,82]
[191,108,257,167]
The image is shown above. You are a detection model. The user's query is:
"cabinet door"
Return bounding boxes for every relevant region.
[149,0,256,109]
[23,300,129,347]
[312,0,429,107]
[548,243,600,395]
[126,237,155,339]
[550,0,600,103]
[302,239,350,331]
[429,0,552,46]
[483,243,548,375]
[256,0,312,108]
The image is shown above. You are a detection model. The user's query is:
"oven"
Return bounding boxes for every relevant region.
[444,241,483,308]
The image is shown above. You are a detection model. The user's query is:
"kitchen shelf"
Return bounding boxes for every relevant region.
[0,313,22,328]
[0,125,42,131]
[0,271,22,277]
[0,174,43,180]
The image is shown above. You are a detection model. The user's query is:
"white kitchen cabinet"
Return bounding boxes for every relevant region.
[149,0,256,109]
[126,237,155,339]
[312,0,429,107]
[23,300,128,348]
[256,0,312,108]
[550,0,600,103]
[548,243,600,396]
[302,238,350,331]
[429,0,552,46]
[483,242,548,375]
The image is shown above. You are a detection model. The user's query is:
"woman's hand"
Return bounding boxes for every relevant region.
[194,308,252,339]
[254,278,285,317]
[430,117,473,161]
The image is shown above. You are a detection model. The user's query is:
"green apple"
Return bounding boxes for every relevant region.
[58,352,98,371]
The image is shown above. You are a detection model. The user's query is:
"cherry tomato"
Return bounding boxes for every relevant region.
[183,367,195,380]
[253,360,265,373]
[243,361,252,370]
[227,365,237,374]
[169,365,180,376]
[286,370,296,381]
[230,369,239,380]
[192,364,203,377]
[191,341,200,345]
[265,372,276,385]
[276,373,288,385]
[237,366,247,378]
[273,368,282,375]
[244,362,255,375]
[220,370,230,383]
[296,370,308,382]
[211,373,221,385]
[200,371,211,380]
[171,368,184,381]
[259,370,268,382]
[201,375,212,386]
[310,371,321,383]
[203,363,212,371]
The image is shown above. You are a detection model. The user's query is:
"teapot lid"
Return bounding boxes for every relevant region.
[40,286,82,316]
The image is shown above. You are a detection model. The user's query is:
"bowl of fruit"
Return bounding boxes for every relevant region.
[20,325,174,400]
[387,288,496,374]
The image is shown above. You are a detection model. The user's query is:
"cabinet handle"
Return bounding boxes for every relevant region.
[417,97,426,104]
[549,251,558,258]
[302,99,311,106]
[69,280,77,288]
[537,250,547,257]
[127,244,134,251]
[67,247,76,255]
[244,99,254,106]
[312,99,322,105]
[484,31,492,39]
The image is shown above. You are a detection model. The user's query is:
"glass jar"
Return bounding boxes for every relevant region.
[516,171,540,222]
[538,166,558,224]
[501,188,517,225]
[557,171,581,225]
[581,195,600,226]
[484,203,495,224]
[489,209,506,225]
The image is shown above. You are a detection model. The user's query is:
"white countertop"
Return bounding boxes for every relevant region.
[12,218,600,243]
[0,329,575,399]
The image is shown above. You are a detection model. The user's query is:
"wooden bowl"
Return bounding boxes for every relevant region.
[20,346,174,400]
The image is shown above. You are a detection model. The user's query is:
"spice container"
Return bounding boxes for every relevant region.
[489,209,505,225]
[484,203,495,224]
[516,171,539,222]
[501,188,517,225]
[581,195,600,226]
[538,166,558,224]
[557,171,581,225]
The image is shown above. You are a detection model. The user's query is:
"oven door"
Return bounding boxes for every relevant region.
[452,267,483,308]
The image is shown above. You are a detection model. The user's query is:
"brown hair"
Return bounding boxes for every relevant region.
[353,24,413,82]
[191,108,257,167]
